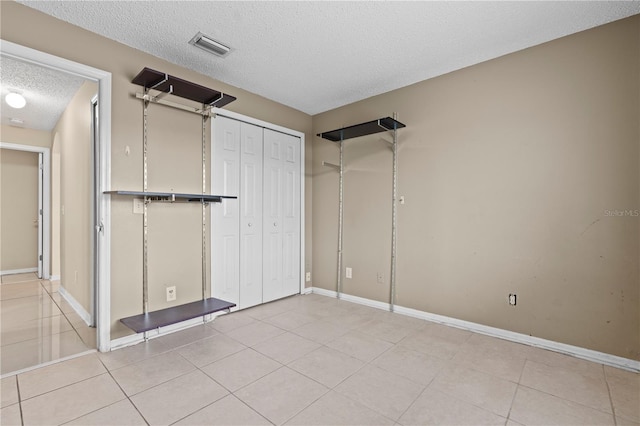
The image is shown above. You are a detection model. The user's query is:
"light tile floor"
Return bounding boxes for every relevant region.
[1,273,95,375]
[1,293,638,425]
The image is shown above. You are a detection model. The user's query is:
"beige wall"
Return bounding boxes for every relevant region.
[0,148,39,271]
[313,16,639,360]
[52,81,97,313]
[0,1,313,338]
[1,125,52,148]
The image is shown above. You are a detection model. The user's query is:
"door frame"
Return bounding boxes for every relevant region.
[0,39,113,352]
[210,108,306,298]
[0,143,49,279]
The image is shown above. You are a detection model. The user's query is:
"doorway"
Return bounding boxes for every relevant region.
[0,40,112,361]
[0,145,48,279]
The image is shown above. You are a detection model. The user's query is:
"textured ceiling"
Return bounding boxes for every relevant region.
[14,1,640,115]
[0,56,85,131]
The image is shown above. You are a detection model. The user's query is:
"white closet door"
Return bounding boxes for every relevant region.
[263,129,300,302]
[239,122,263,308]
[212,116,240,306]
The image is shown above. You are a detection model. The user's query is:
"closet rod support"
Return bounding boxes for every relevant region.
[135,93,211,117]
[322,161,340,170]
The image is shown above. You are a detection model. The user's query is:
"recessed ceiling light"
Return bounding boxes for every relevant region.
[6,92,26,109]
[9,118,24,126]
[189,32,231,57]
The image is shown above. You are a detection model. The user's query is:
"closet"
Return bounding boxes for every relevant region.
[212,114,302,310]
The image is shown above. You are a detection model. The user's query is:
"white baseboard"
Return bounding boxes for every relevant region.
[58,286,92,327]
[50,275,61,281]
[110,315,214,351]
[0,267,37,276]
[310,287,640,372]
[302,286,313,295]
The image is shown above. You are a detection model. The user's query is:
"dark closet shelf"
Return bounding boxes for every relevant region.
[317,117,406,142]
[105,190,237,203]
[132,67,236,107]
[120,297,236,333]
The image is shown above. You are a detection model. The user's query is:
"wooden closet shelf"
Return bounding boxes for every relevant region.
[317,116,405,142]
[132,67,236,107]
[120,297,236,333]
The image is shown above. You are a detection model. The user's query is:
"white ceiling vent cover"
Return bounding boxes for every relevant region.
[189,32,231,58]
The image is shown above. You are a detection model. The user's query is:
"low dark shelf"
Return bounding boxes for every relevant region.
[120,297,236,333]
[318,117,406,142]
[132,67,236,108]
[105,190,237,203]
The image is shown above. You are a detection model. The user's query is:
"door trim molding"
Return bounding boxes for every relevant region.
[0,142,50,280]
[1,39,113,352]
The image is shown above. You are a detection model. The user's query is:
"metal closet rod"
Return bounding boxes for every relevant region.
[318,115,406,310]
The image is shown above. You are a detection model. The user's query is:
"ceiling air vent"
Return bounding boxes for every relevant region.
[189,32,231,58]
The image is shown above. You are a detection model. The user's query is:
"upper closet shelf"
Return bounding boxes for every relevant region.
[132,67,236,107]
[317,117,406,142]
[105,190,237,203]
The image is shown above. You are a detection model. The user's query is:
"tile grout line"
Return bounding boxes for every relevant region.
[15,375,25,426]
[96,354,151,426]
[504,356,529,422]
[602,364,618,426]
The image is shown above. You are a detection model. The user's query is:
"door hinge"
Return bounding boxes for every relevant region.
[39,255,43,261]
[96,221,104,234]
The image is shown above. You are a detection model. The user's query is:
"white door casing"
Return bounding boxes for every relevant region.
[211,112,303,308]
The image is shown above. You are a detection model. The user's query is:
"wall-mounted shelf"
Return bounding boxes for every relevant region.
[120,297,236,333]
[104,190,237,203]
[132,67,236,107]
[317,117,406,142]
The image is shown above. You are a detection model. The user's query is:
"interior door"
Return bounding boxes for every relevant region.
[212,116,241,306]
[239,122,263,308]
[263,129,300,302]
[37,152,44,278]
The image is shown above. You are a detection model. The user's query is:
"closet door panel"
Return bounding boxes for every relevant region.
[239,123,263,308]
[262,131,283,302]
[282,134,301,296]
[263,129,300,302]
[212,116,240,306]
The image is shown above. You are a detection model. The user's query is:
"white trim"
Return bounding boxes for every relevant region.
[1,39,113,352]
[109,315,214,350]
[50,275,61,281]
[302,286,313,295]
[310,287,640,372]
[0,142,50,280]
[210,108,306,297]
[59,286,92,326]
[0,267,38,276]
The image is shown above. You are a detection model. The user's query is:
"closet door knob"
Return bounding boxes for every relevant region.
[273,222,277,227]
[248,222,252,227]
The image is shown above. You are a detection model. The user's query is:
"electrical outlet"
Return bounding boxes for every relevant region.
[305,272,311,282]
[133,198,144,214]
[346,267,352,279]
[377,272,384,284]
[166,286,176,302]
[509,294,517,306]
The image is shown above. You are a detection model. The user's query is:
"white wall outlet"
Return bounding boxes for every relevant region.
[377,272,384,284]
[346,267,352,279]
[305,272,311,282]
[509,293,517,306]
[133,198,144,214]
[166,286,176,302]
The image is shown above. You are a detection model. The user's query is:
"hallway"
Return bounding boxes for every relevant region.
[0,273,95,375]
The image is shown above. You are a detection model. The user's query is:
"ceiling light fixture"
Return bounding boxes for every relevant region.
[6,92,26,109]
[9,118,24,126]
[189,32,231,57]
